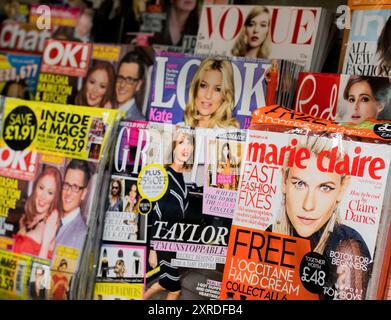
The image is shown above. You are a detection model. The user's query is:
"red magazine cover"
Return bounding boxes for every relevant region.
[294,72,391,123]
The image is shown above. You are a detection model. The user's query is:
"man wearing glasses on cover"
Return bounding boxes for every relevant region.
[116,51,146,120]
[56,159,91,253]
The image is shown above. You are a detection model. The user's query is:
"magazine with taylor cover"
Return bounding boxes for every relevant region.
[294,72,391,123]
[0,97,121,300]
[195,4,333,71]
[143,123,234,300]
[220,105,391,300]
[146,51,289,129]
[91,120,248,299]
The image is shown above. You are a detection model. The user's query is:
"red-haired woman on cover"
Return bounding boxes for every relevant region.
[13,166,62,259]
[75,61,117,108]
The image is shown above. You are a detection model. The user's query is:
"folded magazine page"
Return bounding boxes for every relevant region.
[220,106,391,300]
[195,4,332,71]
[294,72,391,122]
[147,51,282,129]
[0,97,120,300]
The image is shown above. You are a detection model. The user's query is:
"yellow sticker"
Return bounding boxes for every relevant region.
[94,282,144,300]
[1,98,120,161]
[0,250,32,300]
[137,164,168,202]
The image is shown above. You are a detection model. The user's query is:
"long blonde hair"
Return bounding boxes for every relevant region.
[272,135,349,254]
[184,58,239,128]
[231,6,272,59]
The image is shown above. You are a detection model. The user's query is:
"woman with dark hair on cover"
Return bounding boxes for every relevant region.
[377,15,391,69]
[144,129,194,300]
[340,75,390,124]
[153,0,199,46]
[13,166,62,259]
[75,61,117,108]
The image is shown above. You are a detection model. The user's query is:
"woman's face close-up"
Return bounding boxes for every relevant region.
[283,154,345,238]
[86,69,109,106]
[174,135,193,165]
[346,80,383,124]
[195,69,224,119]
[35,174,56,215]
[245,12,269,49]
[174,0,197,12]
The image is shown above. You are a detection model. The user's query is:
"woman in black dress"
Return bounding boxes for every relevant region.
[144,128,194,300]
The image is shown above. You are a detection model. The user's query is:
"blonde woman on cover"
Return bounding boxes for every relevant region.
[231,6,272,59]
[269,135,372,299]
[144,130,194,300]
[183,58,239,129]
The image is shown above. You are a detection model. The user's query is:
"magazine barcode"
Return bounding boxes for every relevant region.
[15,262,26,297]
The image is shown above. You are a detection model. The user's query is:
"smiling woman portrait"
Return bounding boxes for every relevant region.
[183,58,239,129]
[13,166,62,259]
[75,61,117,108]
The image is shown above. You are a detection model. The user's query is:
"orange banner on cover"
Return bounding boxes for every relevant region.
[221,226,318,300]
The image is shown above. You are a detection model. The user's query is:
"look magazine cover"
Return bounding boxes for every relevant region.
[147,51,281,129]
